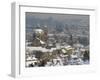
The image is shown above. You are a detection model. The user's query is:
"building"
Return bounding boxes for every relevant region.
[32,25,48,47]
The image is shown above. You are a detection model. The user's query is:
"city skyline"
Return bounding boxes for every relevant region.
[25,12,90,67]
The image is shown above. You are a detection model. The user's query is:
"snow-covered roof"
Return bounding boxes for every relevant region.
[49,48,57,52]
[60,54,68,57]
[56,43,61,49]
[80,48,86,51]
[61,49,67,53]
[26,47,50,52]
[36,37,45,44]
[26,46,58,53]
[26,45,73,53]
[33,29,44,34]
[26,42,32,46]
[26,56,37,61]
[64,45,71,49]
[71,54,78,58]
[48,43,53,46]
[40,40,45,44]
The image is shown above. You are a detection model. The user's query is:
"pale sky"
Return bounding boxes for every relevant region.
[26,12,89,27]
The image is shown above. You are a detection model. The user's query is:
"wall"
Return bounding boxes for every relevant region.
[0,0,100,80]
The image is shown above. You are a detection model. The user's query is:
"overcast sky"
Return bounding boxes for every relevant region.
[26,12,89,27]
